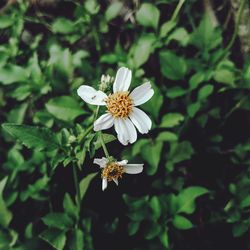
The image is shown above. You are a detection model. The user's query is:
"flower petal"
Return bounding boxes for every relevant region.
[129,82,154,106]
[117,160,128,166]
[113,179,119,186]
[94,113,114,131]
[123,164,144,174]
[129,107,152,134]
[93,157,108,168]
[113,67,132,93]
[114,118,137,145]
[102,178,108,191]
[77,85,107,105]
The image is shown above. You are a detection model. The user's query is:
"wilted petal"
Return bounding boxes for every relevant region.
[113,179,119,185]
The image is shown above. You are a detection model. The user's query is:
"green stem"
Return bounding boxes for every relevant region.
[170,0,185,22]
[224,0,246,52]
[78,124,94,144]
[99,132,110,159]
[72,161,81,224]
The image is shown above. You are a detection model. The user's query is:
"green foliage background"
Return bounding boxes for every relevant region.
[0,0,250,249]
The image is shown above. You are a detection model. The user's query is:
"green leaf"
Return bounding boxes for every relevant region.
[42,213,74,230]
[69,229,84,250]
[156,131,178,142]
[160,113,184,128]
[2,123,59,151]
[0,16,14,29]
[94,133,116,150]
[166,87,187,99]
[167,27,190,46]
[168,141,194,164]
[187,102,201,118]
[214,69,235,86]
[0,178,12,228]
[136,3,160,30]
[173,215,193,230]
[240,196,250,209]
[79,173,98,200]
[160,51,187,80]
[132,33,156,68]
[128,221,140,236]
[141,142,163,175]
[198,84,214,101]
[52,18,75,34]
[190,14,222,51]
[105,2,123,21]
[232,223,249,237]
[40,228,66,250]
[0,65,29,85]
[63,193,77,219]
[149,196,161,220]
[144,221,162,240]
[46,96,86,122]
[176,186,209,214]
[160,20,176,38]
[159,229,169,248]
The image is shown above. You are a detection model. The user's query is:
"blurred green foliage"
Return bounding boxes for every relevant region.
[0,0,250,249]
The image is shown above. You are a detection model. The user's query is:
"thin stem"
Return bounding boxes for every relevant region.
[170,0,185,22]
[72,161,81,225]
[224,0,246,52]
[99,132,110,159]
[78,124,94,144]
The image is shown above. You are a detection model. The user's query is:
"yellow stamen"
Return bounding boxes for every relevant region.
[101,162,124,182]
[106,91,133,118]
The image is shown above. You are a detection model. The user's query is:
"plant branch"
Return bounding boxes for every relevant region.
[170,0,185,22]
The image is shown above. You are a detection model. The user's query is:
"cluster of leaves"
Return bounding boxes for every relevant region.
[0,0,250,249]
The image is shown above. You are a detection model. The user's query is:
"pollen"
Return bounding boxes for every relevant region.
[101,162,125,182]
[106,92,133,118]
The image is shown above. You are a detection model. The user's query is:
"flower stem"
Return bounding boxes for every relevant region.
[170,0,185,22]
[99,132,110,159]
[78,124,93,144]
[72,161,81,223]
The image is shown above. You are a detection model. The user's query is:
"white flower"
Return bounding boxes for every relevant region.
[77,67,154,145]
[93,157,143,191]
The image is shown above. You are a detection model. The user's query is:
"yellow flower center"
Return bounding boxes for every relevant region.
[106,92,133,118]
[101,162,124,182]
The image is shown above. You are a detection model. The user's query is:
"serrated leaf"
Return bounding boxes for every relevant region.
[2,123,59,151]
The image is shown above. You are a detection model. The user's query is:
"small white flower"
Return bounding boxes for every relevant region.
[93,157,143,191]
[77,67,154,145]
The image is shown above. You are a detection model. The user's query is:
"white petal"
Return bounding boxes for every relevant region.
[93,157,108,168]
[113,67,132,93]
[77,85,107,105]
[124,164,144,174]
[113,179,119,186]
[117,160,128,166]
[114,118,137,145]
[102,178,108,191]
[129,107,152,134]
[94,113,114,131]
[129,82,154,106]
